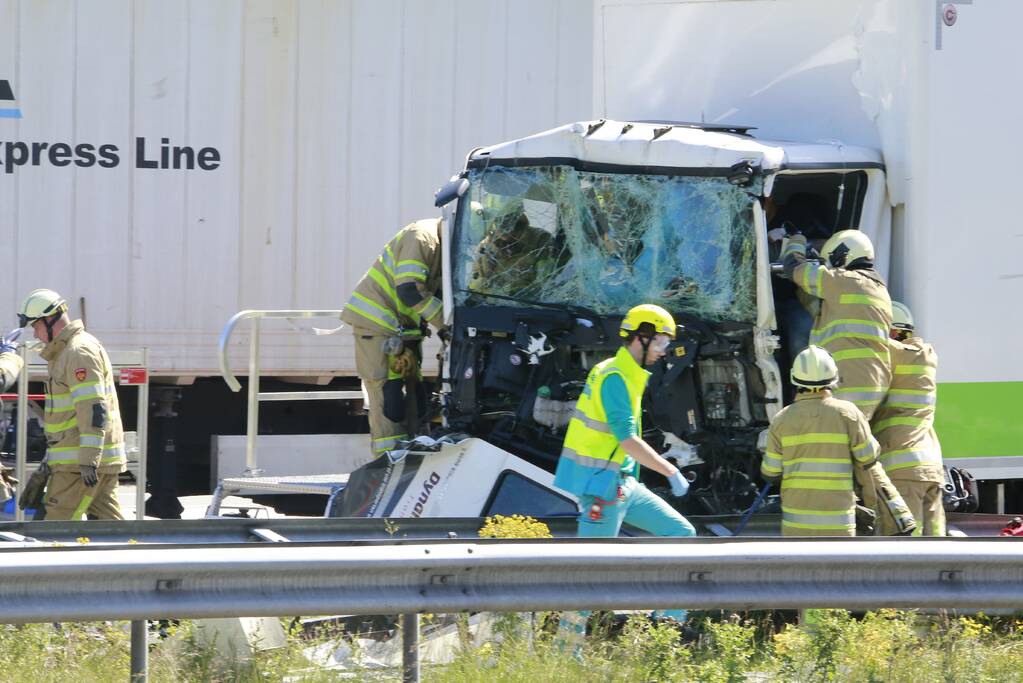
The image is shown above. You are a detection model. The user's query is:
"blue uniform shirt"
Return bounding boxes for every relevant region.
[600,373,639,479]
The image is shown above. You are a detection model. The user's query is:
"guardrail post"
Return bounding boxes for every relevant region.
[130,619,147,681]
[402,613,420,683]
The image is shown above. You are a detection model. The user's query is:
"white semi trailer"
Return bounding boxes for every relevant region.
[336,0,1023,520]
[0,0,593,504]
[589,0,1022,507]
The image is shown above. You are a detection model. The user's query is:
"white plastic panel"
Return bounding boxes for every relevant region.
[0,0,594,376]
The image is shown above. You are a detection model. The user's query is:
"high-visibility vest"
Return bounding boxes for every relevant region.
[554,346,648,500]
[873,337,943,477]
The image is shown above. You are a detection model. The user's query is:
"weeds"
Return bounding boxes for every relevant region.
[3,610,1023,681]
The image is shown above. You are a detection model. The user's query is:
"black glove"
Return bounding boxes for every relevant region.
[80,465,98,488]
[19,462,49,510]
[780,221,802,237]
[437,327,451,344]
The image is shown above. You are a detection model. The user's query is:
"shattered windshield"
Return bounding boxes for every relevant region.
[453,165,759,323]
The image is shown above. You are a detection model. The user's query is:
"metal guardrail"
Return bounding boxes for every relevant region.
[0,513,1013,546]
[1,537,1023,622]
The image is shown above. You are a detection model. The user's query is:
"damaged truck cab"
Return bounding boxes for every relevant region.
[433,120,887,515]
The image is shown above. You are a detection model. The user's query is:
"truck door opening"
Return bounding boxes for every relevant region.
[766,171,868,403]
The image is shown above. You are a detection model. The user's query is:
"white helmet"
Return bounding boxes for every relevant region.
[19,289,67,328]
[791,345,838,390]
[821,229,874,268]
[891,300,914,333]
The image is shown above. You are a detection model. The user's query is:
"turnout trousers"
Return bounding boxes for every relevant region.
[45,470,124,521]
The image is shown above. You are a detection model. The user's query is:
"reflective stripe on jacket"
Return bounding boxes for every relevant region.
[873,337,943,481]
[784,235,893,413]
[39,320,126,473]
[761,391,879,536]
[554,346,648,500]
[341,218,444,336]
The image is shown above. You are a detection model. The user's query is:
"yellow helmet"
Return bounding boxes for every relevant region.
[821,229,874,268]
[18,289,67,328]
[790,345,838,390]
[891,300,914,333]
[620,304,676,339]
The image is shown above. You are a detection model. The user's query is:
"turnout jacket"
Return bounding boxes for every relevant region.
[783,234,893,417]
[0,351,23,391]
[762,390,879,536]
[873,337,943,483]
[39,321,126,473]
[341,218,444,337]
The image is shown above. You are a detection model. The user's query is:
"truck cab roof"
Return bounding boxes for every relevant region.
[467,119,884,175]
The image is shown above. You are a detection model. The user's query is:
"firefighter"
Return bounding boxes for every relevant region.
[554,303,695,652]
[873,301,946,536]
[761,345,915,536]
[19,289,126,521]
[341,218,445,457]
[781,229,892,420]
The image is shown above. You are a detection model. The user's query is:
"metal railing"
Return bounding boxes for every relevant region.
[2,537,1023,621]
[217,309,361,475]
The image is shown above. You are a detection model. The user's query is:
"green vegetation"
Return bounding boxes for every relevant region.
[2,610,1023,682]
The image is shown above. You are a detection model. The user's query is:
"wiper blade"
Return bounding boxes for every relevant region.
[456,289,604,323]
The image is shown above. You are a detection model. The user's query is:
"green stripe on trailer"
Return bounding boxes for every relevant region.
[934,382,1023,459]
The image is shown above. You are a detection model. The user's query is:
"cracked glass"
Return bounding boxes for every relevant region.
[454,165,759,323]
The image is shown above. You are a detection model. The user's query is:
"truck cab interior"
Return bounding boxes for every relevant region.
[765,171,869,402]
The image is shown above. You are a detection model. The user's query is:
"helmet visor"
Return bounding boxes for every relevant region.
[650,334,672,353]
[17,314,31,329]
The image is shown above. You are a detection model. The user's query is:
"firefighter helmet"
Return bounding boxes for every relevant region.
[891,300,914,333]
[620,304,677,339]
[790,345,839,390]
[821,229,874,268]
[18,289,67,328]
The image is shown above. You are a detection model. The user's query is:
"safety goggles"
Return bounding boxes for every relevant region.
[649,334,672,353]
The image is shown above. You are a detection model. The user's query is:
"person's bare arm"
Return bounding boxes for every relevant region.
[619,436,678,478]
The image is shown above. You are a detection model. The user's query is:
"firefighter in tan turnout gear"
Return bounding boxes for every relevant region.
[873,301,946,536]
[782,229,892,419]
[341,219,445,457]
[761,345,915,536]
[19,289,126,521]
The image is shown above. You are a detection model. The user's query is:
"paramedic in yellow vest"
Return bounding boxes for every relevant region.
[761,345,915,536]
[554,304,695,651]
[782,229,892,420]
[341,219,445,457]
[19,289,126,521]
[873,301,946,536]
[554,304,695,538]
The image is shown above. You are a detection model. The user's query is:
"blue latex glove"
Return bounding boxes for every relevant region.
[668,471,690,498]
[0,327,21,354]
